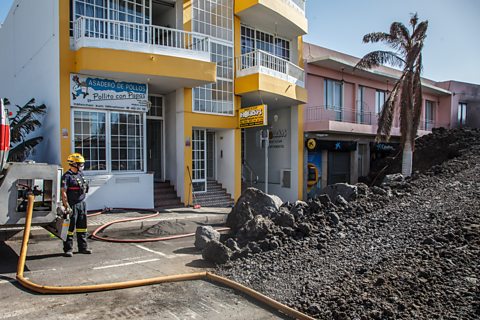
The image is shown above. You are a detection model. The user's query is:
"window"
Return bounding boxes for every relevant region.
[375,90,386,114]
[74,110,107,171]
[192,0,233,42]
[148,96,163,118]
[324,79,343,121]
[241,25,290,60]
[71,0,151,38]
[357,86,365,124]
[73,109,145,173]
[110,112,144,172]
[458,103,467,126]
[425,100,435,130]
[192,0,234,115]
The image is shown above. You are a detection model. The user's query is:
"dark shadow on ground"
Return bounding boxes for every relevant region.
[26,252,66,260]
[0,241,28,273]
[185,259,214,269]
[173,246,201,255]
[205,279,292,319]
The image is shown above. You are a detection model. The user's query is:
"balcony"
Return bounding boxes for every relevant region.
[235,50,307,107]
[305,105,447,136]
[235,0,307,38]
[72,16,216,93]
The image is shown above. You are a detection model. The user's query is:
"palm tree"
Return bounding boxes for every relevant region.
[355,13,428,176]
[4,98,46,162]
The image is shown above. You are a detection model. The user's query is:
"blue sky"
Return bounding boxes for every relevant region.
[1,0,478,84]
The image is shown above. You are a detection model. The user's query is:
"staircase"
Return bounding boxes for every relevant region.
[193,181,235,208]
[154,181,183,209]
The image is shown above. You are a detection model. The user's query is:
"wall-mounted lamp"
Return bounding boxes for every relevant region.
[341,68,345,84]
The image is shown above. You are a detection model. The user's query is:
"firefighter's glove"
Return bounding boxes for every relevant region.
[65,206,73,217]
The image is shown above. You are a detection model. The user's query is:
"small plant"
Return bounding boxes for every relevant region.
[4,98,46,162]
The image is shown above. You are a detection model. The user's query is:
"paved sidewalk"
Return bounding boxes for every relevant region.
[9,207,230,241]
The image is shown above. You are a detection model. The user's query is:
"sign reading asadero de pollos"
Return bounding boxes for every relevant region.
[70,74,148,112]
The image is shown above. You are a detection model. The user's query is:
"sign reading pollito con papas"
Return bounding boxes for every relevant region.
[239,104,267,129]
[70,74,148,112]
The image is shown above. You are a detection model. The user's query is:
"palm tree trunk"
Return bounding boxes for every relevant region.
[401,140,413,176]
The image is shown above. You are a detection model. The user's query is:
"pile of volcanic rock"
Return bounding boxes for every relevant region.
[196,183,367,265]
[210,129,480,319]
[368,127,480,184]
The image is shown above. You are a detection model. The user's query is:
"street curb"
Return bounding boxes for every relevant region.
[9,213,228,242]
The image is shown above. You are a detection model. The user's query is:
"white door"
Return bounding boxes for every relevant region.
[192,129,207,192]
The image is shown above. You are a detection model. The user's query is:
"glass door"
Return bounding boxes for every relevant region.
[192,129,207,192]
[206,132,216,180]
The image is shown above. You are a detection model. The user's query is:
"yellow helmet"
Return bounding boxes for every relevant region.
[67,153,85,166]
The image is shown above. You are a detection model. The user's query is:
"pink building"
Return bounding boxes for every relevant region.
[303,43,480,194]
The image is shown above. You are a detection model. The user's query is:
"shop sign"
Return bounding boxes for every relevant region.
[70,74,148,112]
[305,139,357,152]
[239,105,267,128]
[371,142,399,153]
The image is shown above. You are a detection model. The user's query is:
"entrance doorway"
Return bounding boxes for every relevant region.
[206,132,216,181]
[147,95,164,182]
[328,151,350,185]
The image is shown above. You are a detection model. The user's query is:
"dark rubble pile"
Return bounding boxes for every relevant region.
[212,129,480,320]
[368,127,480,185]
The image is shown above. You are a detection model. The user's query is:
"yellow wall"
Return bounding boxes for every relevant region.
[234,0,308,34]
[75,48,216,82]
[235,73,308,104]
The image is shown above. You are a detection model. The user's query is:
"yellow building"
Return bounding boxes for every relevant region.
[0,0,307,209]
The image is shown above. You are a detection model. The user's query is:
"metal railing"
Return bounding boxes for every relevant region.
[236,50,305,86]
[305,105,378,125]
[306,105,448,132]
[242,160,258,187]
[284,0,306,12]
[73,16,210,54]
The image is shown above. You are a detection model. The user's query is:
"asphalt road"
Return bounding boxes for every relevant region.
[0,226,289,320]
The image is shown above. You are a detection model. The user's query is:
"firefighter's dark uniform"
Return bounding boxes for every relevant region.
[62,169,89,253]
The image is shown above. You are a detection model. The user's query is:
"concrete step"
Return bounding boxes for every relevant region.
[155,192,179,200]
[155,198,183,207]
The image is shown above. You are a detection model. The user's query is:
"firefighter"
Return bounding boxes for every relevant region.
[62,153,92,257]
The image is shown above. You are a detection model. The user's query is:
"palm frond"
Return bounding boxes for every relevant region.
[411,57,424,143]
[363,32,392,44]
[9,100,46,144]
[8,137,43,162]
[389,22,410,51]
[355,51,405,70]
[411,21,428,43]
[375,76,404,142]
[410,13,419,29]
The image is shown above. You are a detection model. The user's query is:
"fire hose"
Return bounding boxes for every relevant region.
[16,194,315,320]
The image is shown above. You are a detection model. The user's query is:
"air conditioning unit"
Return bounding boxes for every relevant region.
[280,169,291,188]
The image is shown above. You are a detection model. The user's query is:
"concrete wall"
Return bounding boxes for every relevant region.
[0,0,60,164]
[216,129,235,197]
[244,105,300,202]
[436,81,480,128]
[86,173,154,210]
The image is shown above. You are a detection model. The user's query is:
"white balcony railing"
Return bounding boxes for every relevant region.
[306,106,447,131]
[306,106,378,125]
[236,50,305,87]
[73,16,210,60]
[284,0,305,13]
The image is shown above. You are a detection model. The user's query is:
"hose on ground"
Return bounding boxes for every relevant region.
[88,210,229,243]
[16,195,315,320]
